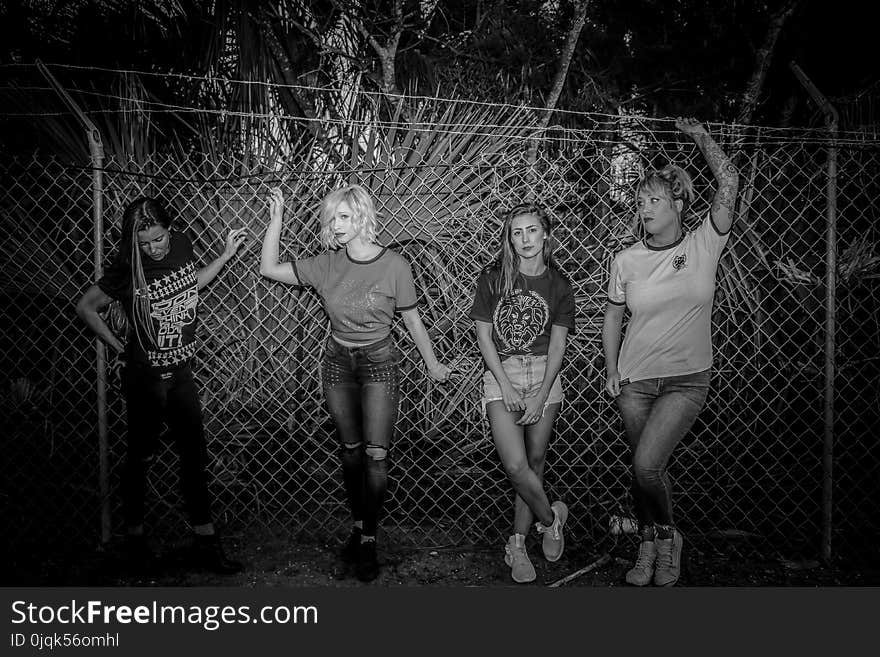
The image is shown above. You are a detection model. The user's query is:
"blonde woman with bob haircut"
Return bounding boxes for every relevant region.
[260,184,451,583]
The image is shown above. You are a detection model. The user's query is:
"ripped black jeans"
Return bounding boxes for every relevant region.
[321,335,400,536]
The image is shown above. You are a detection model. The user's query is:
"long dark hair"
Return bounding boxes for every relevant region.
[119,196,172,350]
[492,203,555,298]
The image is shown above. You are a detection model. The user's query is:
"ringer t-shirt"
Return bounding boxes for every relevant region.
[606,212,729,382]
[293,247,418,344]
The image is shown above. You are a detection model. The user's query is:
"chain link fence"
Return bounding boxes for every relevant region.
[2,113,878,566]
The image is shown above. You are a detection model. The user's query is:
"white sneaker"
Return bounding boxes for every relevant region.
[536,501,568,562]
[504,534,536,583]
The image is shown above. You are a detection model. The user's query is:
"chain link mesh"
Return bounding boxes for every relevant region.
[2,116,878,564]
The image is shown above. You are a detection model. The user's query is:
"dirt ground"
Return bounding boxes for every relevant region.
[6,522,879,587]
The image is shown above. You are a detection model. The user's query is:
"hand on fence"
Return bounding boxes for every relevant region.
[109,350,126,381]
[675,116,708,138]
[427,361,452,383]
[223,227,248,260]
[268,187,284,222]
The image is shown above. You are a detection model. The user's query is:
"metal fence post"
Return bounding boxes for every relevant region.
[790,61,839,563]
[37,61,110,545]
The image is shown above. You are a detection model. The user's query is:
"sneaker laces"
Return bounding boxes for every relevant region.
[536,511,560,540]
[634,542,655,570]
[655,538,673,570]
[505,541,527,565]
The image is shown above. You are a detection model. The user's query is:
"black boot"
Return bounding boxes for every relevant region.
[187,534,244,575]
[341,527,362,564]
[331,527,362,579]
[355,540,379,583]
[123,534,160,575]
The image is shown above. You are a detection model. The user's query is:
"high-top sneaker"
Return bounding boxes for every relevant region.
[535,501,568,562]
[653,528,683,586]
[504,534,536,583]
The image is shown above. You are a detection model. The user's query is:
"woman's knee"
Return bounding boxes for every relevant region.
[527,454,546,477]
[502,458,531,483]
[365,445,388,479]
[632,453,664,488]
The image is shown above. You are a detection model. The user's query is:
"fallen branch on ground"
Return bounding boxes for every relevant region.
[548,553,613,587]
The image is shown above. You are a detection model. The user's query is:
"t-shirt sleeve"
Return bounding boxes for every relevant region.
[96,254,131,300]
[291,252,330,293]
[606,253,626,305]
[694,211,730,261]
[468,269,496,323]
[552,273,576,333]
[179,232,195,261]
[393,256,418,311]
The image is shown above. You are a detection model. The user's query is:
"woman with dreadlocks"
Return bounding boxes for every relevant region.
[76,196,246,575]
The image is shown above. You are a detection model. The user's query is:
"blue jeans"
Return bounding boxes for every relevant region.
[615,369,711,528]
[321,335,400,535]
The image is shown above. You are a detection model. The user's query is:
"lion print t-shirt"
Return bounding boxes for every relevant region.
[469,265,576,360]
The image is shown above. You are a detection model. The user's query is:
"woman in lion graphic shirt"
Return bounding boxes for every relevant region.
[469,203,576,584]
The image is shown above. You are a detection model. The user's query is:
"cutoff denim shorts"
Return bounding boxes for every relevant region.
[480,354,564,417]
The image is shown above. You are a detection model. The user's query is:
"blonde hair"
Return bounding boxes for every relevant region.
[318,184,378,249]
[493,203,556,298]
[634,164,695,238]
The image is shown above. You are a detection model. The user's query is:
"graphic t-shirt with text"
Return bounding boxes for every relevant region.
[98,231,199,371]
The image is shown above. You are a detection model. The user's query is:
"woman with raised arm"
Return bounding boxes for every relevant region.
[76,197,247,576]
[469,203,576,583]
[260,185,451,583]
[602,118,739,586]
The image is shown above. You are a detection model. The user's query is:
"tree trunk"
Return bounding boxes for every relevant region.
[539,0,590,131]
[737,0,802,126]
[527,0,590,192]
[263,23,347,167]
[358,0,404,99]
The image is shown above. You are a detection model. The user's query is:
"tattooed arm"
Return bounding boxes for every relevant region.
[677,117,740,234]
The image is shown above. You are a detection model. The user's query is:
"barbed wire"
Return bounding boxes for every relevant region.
[3,61,877,141]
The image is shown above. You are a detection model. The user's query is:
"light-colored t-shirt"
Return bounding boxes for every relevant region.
[606,213,729,382]
[293,247,418,344]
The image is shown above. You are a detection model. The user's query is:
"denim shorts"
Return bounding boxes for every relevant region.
[481,354,564,416]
